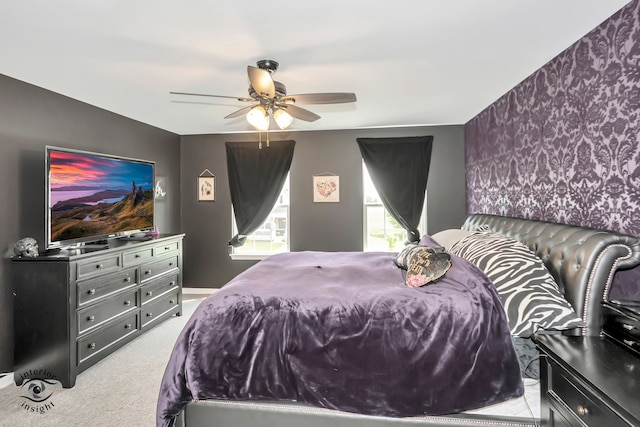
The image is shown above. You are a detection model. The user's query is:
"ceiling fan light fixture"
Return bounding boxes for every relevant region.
[273,108,293,129]
[246,106,269,131]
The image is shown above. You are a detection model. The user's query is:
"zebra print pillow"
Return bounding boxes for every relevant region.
[449,230,584,337]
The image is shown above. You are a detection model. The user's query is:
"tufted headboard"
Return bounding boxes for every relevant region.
[462,214,640,336]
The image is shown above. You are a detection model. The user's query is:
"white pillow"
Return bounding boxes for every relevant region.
[430,229,473,250]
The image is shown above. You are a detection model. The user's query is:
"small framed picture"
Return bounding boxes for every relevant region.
[313,175,340,203]
[198,176,215,202]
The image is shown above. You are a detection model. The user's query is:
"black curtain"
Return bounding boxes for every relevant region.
[356,136,433,243]
[226,140,295,247]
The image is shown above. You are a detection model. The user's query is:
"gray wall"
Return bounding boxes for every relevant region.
[180,125,466,288]
[0,74,181,372]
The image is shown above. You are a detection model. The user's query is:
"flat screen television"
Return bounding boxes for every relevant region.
[45,146,156,250]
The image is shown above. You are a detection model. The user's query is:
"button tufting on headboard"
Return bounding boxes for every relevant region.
[462,214,640,336]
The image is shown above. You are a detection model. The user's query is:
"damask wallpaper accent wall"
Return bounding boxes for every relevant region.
[466,0,639,232]
[464,0,640,298]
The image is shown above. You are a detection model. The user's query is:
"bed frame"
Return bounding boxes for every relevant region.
[173,214,640,427]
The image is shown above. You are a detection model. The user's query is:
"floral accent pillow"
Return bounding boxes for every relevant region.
[405,247,452,288]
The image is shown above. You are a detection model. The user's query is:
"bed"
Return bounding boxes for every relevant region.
[157,214,640,427]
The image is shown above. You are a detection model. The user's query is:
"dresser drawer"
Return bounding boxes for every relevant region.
[141,273,179,305]
[154,240,180,258]
[77,312,138,364]
[76,254,122,280]
[549,363,627,427]
[141,290,180,328]
[122,247,154,267]
[77,268,137,308]
[77,289,138,335]
[140,256,179,283]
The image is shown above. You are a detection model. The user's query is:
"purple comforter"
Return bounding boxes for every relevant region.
[157,251,523,427]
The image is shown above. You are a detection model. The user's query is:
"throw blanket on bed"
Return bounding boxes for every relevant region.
[157,251,523,427]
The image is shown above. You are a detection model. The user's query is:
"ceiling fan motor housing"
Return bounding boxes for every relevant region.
[256,59,279,74]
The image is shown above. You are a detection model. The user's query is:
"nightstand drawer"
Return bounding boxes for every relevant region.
[550,369,626,427]
[603,301,640,356]
[536,335,640,427]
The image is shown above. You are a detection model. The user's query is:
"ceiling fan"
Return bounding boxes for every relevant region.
[170,59,357,131]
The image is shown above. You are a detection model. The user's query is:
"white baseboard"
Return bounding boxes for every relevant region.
[182,287,218,295]
[0,372,14,389]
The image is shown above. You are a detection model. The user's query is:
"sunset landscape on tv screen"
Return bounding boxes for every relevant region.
[48,149,154,245]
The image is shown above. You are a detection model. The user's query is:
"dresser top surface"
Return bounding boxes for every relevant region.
[12,233,185,261]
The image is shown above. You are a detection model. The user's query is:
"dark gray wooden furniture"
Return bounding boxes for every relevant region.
[602,300,640,356]
[536,334,640,427]
[12,233,184,388]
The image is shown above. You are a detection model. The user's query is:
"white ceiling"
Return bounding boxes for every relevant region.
[0,1,631,135]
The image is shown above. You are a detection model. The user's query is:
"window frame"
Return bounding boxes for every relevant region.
[362,163,427,252]
[230,175,290,260]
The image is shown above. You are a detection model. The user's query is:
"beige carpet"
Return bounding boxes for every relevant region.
[0,298,203,427]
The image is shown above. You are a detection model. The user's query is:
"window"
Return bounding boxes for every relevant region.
[363,163,427,251]
[231,175,290,259]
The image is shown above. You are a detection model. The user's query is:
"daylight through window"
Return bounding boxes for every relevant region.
[363,163,427,252]
[231,175,290,258]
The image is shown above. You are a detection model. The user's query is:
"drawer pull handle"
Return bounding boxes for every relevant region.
[135,254,140,258]
[169,262,174,266]
[623,323,635,331]
[88,315,95,322]
[623,339,636,346]
[89,343,96,349]
[145,270,151,275]
[124,300,131,306]
[124,324,132,329]
[147,312,153,317]
[147,291,153,296]
[124,276,131,283]
[165,246,170,250]
[170,281,175,286]
[170,300,175,304]
[88,289,96,295]
[96,264,103,269]
[577,405,589,416]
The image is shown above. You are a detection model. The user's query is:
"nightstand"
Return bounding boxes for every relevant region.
[602,300,640,356]
[536,335,640,426]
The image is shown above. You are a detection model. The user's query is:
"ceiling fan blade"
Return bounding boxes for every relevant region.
[280,104,321,122]
[247,66,275,98]
[170,91,253,102]
[224,105,256,119]
[280,92,356,105]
